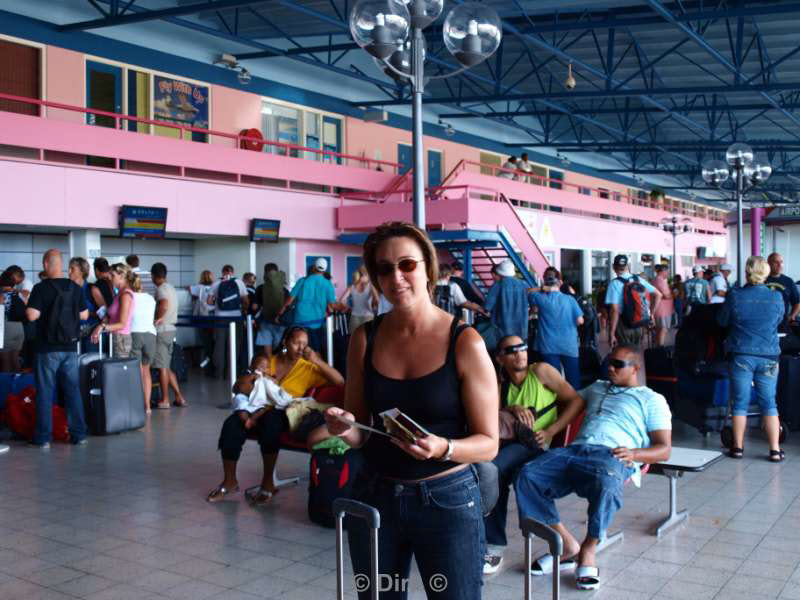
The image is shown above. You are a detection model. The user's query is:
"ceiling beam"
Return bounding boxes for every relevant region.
[60,0,267,31]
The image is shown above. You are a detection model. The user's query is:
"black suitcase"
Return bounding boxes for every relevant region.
[645,346,677,406]
[170,342,188,383]
[778,355,800,430]
[579,346,602,388]
[85,357,145,435]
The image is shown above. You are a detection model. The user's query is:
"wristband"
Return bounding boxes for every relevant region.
[436,438,454,462]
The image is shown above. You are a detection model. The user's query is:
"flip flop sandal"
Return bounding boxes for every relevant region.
[206,484,239,503]
[529,553,578,576]
[173,400,188,408]
[728,447,744,459]
[768,449,785,463]
[575,566,601,590]
[155,403,171,410]
[245,485,280,505]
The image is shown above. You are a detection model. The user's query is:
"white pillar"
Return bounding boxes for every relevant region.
[249,241,256,274]
[580,249,592,296]
[68,230,102,279]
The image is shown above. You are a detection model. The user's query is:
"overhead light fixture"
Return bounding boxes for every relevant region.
[556,152,570,166]
[438,119,455,136]
[564,62,576,90]
[214,53,251,85]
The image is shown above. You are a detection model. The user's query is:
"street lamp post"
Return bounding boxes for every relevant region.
[702,143,772,286]
[661,215,693,279]
[350,0,502,228]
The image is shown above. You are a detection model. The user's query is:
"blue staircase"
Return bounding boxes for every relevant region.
[338,229,538,297]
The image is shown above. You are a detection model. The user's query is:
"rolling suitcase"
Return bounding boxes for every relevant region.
[645,346,677,406]
[84,335,145,435]
[522,518,563,599]
[334,498,380,600]
[778,355,800,430]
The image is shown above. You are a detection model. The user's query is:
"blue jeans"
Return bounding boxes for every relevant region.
[484,442,543,550]
[539,353,581,390]
[729,354,779,417]
[33,352,87,444]
[348,467,484,599]
[515,445,634,540]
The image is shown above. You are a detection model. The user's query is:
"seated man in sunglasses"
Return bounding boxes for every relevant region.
[483,335,584,575]
[514,345,671,591]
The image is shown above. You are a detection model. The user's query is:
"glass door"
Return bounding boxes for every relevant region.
[86,61,122,128]
[322,116,342,164]
[427,150,442,187]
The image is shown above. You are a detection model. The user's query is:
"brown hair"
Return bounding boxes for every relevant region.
[68,257,91,280]
[199,269,213,285]
[363,221,438,296]
[110,263,139,289]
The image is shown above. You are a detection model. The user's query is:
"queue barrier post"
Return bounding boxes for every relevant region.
[228,320,237,398]
[246,314,254,365]
[326,314,334,367]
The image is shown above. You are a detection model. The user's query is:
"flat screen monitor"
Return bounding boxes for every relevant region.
[250,218,280,243]
[119,205,168,239]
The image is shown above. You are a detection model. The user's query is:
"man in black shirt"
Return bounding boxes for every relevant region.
[450,261,485,307]
[766,253,800,327]
[26,250,89,448]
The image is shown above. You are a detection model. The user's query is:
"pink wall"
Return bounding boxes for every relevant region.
[45,46,84,124]
[209,85,262,147]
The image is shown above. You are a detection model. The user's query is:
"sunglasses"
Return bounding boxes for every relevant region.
[501,343,528,355]
[608,358,637,369]
[375,258,425,277]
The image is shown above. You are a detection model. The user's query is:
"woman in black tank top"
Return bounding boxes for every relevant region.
[325,222,498,600]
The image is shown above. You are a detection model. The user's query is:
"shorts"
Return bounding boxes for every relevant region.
[655,316,672,329]
[256,322,285,349]
[3,321,24,352]
[130,332,156,365]
[152,330,175,369]
[113,333,133,358]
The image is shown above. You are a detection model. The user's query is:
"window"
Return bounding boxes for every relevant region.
[262,102,301,157]
[0,39,40,116]
[579,187,591,196]
[530,165,547,185]
[598,188,610,199]
[262,101,343,161]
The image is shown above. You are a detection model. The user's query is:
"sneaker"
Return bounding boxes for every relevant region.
[483,554,503,575]
[72,438,89,446]
[28,441,50,450]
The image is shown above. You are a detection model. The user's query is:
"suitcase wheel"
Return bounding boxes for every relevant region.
[779,422,789,444]
[720,426,733,449]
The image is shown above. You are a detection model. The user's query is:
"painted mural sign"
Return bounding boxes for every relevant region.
[153,75,209,129]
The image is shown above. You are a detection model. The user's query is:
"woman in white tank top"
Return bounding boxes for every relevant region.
[339,266,379,331]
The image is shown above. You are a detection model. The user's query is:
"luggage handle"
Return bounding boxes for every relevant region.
[333,498,380,600]
[521,518,563,600]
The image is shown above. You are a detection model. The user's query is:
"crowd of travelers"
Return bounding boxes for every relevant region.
[1,227,797,597]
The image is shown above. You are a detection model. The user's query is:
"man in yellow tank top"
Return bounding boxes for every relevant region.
[483,335,584,576]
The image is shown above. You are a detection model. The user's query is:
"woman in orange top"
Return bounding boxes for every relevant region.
[208,326,344,505]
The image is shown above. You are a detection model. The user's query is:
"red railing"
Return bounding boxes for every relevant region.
[0,92,401,172]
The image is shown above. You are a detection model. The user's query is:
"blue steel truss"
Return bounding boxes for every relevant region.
[60,0,800,201]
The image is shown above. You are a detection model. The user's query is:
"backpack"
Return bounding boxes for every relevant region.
[685,279,706,305]
[308,447,366,528]
[46,280,80,344]
[434,283,456,315]
[618,275,651,329]
[216,278,242,312]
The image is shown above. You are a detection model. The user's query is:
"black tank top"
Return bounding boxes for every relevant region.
[362,315,470,480]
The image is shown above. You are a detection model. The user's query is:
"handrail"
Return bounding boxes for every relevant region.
[0,92,401,171]
[439,158,468,188]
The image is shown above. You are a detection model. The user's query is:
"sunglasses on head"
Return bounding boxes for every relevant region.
[608,358,636,369]
[501,343,528,355]
[374,258,424,277]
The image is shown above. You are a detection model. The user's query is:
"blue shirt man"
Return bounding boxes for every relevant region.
[280,257,336,354]
[530,290,583,358]
[604,254,661,348]
[485,259,531,340]
[684,266,711,306]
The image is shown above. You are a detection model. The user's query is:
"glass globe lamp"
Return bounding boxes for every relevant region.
[350,0,410,60]
[404,0,443,29]
[725,142,754,167]
[750,163,772,185]
[701,159,730,186]
[443,3,502,67]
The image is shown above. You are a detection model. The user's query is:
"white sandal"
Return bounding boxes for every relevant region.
[575,566,600,590]
[529,553,577,576]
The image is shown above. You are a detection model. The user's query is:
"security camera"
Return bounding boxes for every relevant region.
[237,68,252,85]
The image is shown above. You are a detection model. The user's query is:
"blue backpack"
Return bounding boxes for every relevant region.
[216,278,242,312]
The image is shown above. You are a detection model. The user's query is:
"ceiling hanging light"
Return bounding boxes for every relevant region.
[565,62,576,90]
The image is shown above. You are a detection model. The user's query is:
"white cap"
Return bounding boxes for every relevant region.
[720,263,734,272]
[314,257,328,272]
[496,259,516,277]
[692,265,704,274]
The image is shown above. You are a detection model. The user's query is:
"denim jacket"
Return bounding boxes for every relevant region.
[485,276,530,340]
[717,284,784,357]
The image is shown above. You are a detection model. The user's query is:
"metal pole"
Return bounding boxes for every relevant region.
[326,314,334,367]
[411,26,426,229]
[672,221,677,280]
[736,166,745,287]
[228,320,237,396]
[246,314,254,365]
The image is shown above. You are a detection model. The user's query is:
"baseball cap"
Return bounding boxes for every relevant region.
[720,263,733,271]
[314,257,328,272]
[612,254,629,268]
[692,265,704,274]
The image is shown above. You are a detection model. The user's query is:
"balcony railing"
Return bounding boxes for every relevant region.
[0,93,400,188]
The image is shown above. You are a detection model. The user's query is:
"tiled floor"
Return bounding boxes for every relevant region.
[1,369,799,600]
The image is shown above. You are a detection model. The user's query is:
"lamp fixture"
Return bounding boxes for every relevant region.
[565,62,576,90]
[214,53,251,85]
[438,119,455,136]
